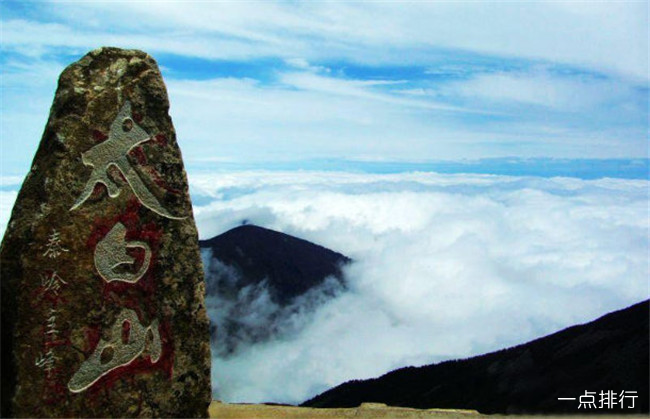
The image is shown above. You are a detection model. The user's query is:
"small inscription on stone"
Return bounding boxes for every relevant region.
[42,229,69,259]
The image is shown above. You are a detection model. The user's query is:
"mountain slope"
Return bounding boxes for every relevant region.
[200,224,350,305]
[303,300,649,414]
[200,224,351,355]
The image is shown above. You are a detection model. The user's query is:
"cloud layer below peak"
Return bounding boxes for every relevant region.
[191,170,649,404]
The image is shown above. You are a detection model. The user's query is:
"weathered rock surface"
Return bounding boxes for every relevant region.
[1,47,211,417]
[209,402,481,418]
[208,402,639,419]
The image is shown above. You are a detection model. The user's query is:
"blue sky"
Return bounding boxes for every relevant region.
[1,1,648,177]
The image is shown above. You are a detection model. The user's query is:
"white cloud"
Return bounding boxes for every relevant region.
[277,71,484,114]
[192,170,649,404]
[284,58,330,74]
[0,176,24,187]
[445,69,641,111]
[3,2,647,80]
[1,56,64,175]
[0,190,18,237]
[166,75,491,164]
[164,72,646,166]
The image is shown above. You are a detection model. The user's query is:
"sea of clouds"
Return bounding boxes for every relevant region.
[0,170,647,404]
[188,170,649,404]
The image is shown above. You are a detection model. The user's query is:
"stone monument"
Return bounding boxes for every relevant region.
[1,48,211,417]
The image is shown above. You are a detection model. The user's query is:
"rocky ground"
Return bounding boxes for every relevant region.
[209,401,479,418]
[209,401,648,418]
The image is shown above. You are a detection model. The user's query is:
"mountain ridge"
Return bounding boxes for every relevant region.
[303,300,649,414]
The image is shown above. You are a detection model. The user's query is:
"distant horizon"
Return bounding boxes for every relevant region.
[2,157,649,181]
[3,155,649,187]
[185,157,650,180]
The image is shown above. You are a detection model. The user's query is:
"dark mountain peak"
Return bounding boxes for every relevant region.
[200,224,350,305]
[303,300,649,414]
[201,224,352,356]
